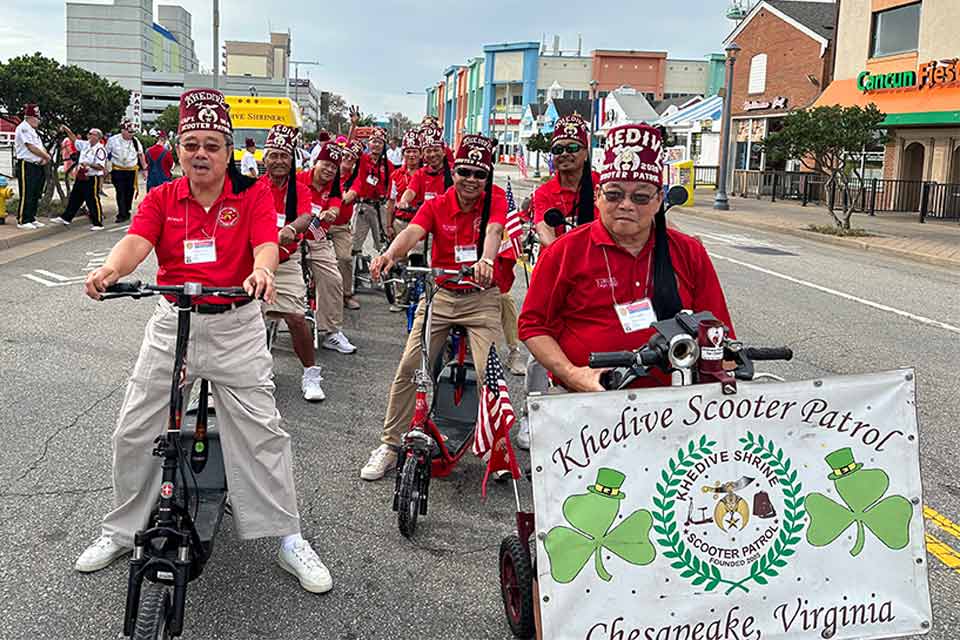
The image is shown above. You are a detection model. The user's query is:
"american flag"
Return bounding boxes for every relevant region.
[500,177,524,259]
[473,345,521,497]
[516,150,529,179]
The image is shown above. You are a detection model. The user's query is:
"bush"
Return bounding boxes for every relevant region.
[806,224,872,237]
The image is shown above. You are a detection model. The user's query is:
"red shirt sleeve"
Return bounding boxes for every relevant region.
[531,182,551,225]
[246,182,280,248]
[410,197,436,234]
[487,188,508,226]
[518,237,568,342]
[128,185,164,245]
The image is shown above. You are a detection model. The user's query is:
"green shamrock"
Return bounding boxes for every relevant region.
[804,448,913,557]
[544,468,655,583]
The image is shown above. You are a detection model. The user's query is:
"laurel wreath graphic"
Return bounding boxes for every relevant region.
[651,432,805,595]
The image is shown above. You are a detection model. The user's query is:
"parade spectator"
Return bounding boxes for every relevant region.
[145,131,175,191]
[241,137,258,178]
[13,103,51,229]
[386,137,403,168]
[105,120,147,223]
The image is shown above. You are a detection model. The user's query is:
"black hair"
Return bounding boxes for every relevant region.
[227,156,257,194]
[442,155,453,190]
[376,147,391,192]
[329,165,343,198]
[475,170,495,256]
[575,159,595,225]
[651,204,683,320]
[284,156,298,223]
[343,156,361,192]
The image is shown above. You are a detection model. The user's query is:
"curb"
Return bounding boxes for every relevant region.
[674,207,960,270]
[0,220,75,251]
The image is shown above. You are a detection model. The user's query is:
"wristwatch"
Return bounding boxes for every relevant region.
[480,257,494,267]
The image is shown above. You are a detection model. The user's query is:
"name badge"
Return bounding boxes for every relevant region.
[615,298,657,333]
[366,174,379,186]
[454,244,478,264]
[184,239,217,264]
[424,192,436,201]
[311,203,323,217]
[276,213,286,228]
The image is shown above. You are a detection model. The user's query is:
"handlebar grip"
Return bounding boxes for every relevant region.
[744,347,793,361]
[599,370,623,390]
[589,351,638,369]
[104,281,142,293]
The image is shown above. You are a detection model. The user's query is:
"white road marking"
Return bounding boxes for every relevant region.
[108,224,130,233]
[22,274,85,287]
[34,269,85,282]
[710,252,960,336]
[694,231,797,251]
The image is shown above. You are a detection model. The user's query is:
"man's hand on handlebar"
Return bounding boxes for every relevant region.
[85,266,120,300]
[244,268,276,304]
[472,258,494,288]
[563,366,606,393]
[370,253,395,282]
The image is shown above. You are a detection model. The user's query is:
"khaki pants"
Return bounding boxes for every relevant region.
[306,237,343,333]
[500,292,519,349]
[328,224,353,297]
[393,219,426,259]
[262,257,306,317]
[381,287,501,447]
[101,298,301,546]
[353,202,385,253]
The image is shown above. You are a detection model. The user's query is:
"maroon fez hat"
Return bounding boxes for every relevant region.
[455,134,495,173]
[599,124,664,188]
[316,142,343,164]
[401,128,421,149]
[178,89,232,136]
[23,103,40,118]
[552,114,589,147]
[419,125,444,149]
[264,123,299,155]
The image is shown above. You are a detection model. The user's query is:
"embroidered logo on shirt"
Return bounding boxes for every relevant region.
[442,223,457,233]
[219,207,239,227]
[595,277,619,289]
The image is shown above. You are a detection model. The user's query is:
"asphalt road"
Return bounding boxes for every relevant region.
[1,195,959,639]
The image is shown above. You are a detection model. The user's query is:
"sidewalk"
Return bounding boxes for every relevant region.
[0,183,132,250]
[675,190,960,269]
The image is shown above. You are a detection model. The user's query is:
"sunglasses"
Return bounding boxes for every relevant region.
[601,190,656,205]
[180,141,226,154]
[551,143,583,156]
[455,167,489,181]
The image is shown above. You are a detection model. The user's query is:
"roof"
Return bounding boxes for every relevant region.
[611,93,660,122]
[725,1,835,48]
[814,79,960,127]
[528,103,547,117]
[657,95,724,127]
[551,99,591,119]
[767,1,837,40]
[653,95,703,114]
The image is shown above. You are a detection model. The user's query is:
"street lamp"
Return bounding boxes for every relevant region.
[714,42,741,211]
[534,114,544,178]
[588,80,599,152]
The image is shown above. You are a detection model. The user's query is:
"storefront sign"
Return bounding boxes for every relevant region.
[743,96,788,112]
[529,370,931,640]
[857,58,960,93]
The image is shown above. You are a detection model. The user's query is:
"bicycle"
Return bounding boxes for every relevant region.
[352,198,390,295]
[100,281,250,639]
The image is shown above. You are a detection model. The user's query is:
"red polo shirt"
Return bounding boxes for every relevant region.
[518,220,734,388]
[389,164,418,221]
[532,170,601,239]
[405,165,447,209]
[410,185,508,289]
[332,172,358,226]
[296,170,343,238]
[128,175,277,304]
[259,175,311,262]
[357,153,390,199]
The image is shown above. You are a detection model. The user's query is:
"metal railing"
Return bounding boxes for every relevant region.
[730,170,960,222]
[693,165,718,187]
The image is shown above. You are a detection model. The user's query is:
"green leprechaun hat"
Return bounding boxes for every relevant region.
[825,447,863,480]
[587,468,627,500]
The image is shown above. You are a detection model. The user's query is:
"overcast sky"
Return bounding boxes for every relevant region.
[2,0,748,119]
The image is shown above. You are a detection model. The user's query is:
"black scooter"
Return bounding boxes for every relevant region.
[101,281,246,639]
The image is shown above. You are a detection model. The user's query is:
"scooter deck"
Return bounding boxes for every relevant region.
[432,361,479,457]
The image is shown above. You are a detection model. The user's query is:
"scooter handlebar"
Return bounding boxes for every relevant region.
[743,347,793,361]
[589,351,638,369]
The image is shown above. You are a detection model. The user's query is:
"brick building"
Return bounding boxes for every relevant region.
[724,0,837,171]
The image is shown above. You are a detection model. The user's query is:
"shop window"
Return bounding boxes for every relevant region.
[748,54,767,94]
[870,2,921,58]
[512,95,523,106]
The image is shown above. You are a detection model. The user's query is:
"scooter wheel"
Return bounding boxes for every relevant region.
[131,582,172,640]
[500,535,536,639]
[397,455,425,538]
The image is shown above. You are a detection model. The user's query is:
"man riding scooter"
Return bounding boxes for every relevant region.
[360,134,508,481]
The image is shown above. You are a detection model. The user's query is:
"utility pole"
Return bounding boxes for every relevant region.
[212,0,220,89]
[290,61,321,130]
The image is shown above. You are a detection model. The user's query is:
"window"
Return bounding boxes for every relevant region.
[748,54,767,94]
[870,2,921,58]
[512,95,523,106]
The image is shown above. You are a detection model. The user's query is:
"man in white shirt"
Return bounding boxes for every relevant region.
[13,103,51,229]
[240,137,259,178]
[51,126,107,229]
[105,119,146,223]
[386,137,403,167]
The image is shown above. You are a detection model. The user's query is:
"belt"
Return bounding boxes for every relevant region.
[191,298,253,314]
[438,283,485,297]
[395,212,415,222]
[112,165,138,171]
[358,198,383,206]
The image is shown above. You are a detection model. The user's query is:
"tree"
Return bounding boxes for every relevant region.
[526,132,551,177]
[387,112,415,139]
[0,53,129,203]
[320,94,349,135]
[763,104,887,230]
[152,105,180,139]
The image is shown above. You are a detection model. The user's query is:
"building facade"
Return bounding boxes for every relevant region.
[817,0,960,184]
[224,32,289,80]
[724,0,836,171]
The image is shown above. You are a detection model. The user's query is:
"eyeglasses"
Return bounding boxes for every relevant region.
[601,190,657,205]
[455,167,489,181]
[180,141,226,154]
[551,143,583,156]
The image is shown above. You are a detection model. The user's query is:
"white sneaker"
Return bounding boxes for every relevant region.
[322,331,357,354]
[50,216,70,226]
[360,444,397,481]
[507,347,526,376]
[33,220,46,227]
[517,415,531,451]
[75,534,130,573]
[90,225,105,231]
[389,303,404,313]
[16,222,38,230]
[277,539,333,593]
[302,366,326,402]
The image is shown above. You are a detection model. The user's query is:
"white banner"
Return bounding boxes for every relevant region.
[529,369,931,640]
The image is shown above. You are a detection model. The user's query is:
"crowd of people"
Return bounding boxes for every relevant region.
[61,85,733,604]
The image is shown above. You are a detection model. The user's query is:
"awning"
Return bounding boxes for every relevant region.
[814,78,960,126]
[657,95,723,128]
